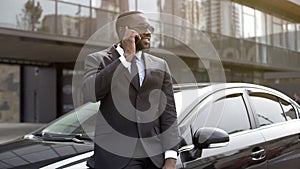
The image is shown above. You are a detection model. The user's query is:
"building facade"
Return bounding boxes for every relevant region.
[0,0,300,122]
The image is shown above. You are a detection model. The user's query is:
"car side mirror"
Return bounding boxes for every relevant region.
[179,127,229,161]
[194,127,229,149]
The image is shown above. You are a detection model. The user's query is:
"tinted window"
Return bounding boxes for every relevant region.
[280,99,297,120]
[193,93,251,134]
[249,93,285,126]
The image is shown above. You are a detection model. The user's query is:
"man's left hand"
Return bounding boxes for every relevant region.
[162,158,176,169]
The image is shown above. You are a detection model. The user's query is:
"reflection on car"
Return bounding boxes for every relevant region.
[0,83,300,169]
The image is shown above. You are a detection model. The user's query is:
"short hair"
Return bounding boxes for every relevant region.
[115,11,143,37]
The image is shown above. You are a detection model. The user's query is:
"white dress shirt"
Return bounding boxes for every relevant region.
[116,44,178,160]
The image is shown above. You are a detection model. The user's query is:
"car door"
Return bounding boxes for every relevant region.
[246,89,300,169]
[179,88,267,169]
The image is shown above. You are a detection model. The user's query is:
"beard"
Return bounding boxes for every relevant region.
[136,34,151,51]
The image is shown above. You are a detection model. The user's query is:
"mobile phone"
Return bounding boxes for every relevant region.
[135,36,140,44]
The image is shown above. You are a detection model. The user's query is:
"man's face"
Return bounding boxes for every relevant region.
[126,13,154,51]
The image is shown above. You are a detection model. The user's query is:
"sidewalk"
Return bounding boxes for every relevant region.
[0,123,45,144]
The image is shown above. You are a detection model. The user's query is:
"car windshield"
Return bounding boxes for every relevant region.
[41,102,100,138]
[40,87,207,138]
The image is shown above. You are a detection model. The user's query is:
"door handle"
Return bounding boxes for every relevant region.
[251,149,266,161]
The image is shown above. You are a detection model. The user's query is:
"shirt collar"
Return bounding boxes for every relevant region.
[116,44,142,60]
[135,51,142,60]
[116,44,124,56]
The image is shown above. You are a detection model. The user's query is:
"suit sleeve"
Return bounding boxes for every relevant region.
[159,61,180,153]
[82,52,122,102]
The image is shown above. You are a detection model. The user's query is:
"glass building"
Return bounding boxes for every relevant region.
[0,0,300,123]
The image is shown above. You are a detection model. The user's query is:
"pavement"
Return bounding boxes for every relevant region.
[0,123,45,144]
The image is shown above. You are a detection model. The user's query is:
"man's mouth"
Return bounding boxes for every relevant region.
[140,36,151,44]
[142,37,150,43]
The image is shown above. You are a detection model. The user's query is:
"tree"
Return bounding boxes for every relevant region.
[17,0,43,31]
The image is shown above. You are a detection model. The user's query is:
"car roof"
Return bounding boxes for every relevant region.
[174,82,288,97]
[174,82,293,113]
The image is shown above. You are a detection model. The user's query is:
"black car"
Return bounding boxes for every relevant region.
[1,83,300,169]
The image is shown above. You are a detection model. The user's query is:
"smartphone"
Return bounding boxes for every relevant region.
[120,27,140,44]
[134,36,140,44]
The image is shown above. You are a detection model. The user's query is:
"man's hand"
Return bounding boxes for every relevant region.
[120,26,141,62]
[162,158,176,169]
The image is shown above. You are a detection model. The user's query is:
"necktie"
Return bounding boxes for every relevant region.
[131,56,140,89]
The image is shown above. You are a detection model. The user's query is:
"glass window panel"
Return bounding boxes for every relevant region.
[273,23,282,47]
[282,20,287,48]
[128,0,137,11]
[76,6,90,38]
[266,14,272,45]
[0,0,55,31]
[60,0,90,7]
[220,1,234,37]
[255,10,267,44]
[243,5,254,15]
[280,99,297,120]
[213,94,251,134]
[90,8,117,42]
[243,14,255,39]
[297,24,300,52]
[249,93,286,127]
[0,0,25,29]
[233,3,243,38]
[91,0,101,8]
[91,8,97,34]
[256,44,267,64]
[210,0,220,34]
[137,0,160,13]
[273,16,281,24]
[287,23,296,50]
[272,16,283,47]
[97,0,121,12]
[36,0,56,33]
[57,1,82,37]
[192,93,251,134]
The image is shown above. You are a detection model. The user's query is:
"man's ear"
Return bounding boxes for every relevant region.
[118,27,125,39]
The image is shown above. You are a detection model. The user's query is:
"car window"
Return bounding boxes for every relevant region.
[192,93,251,134]
[42,102,99,136]
[294,104,300,118]
[249,93,286,126]
[279,99,297,120]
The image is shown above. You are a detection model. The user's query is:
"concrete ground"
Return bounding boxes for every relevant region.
[0,123,45,144]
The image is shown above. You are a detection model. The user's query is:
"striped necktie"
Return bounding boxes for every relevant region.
[131,56,140,89]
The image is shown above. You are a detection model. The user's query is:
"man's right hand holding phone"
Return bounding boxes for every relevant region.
[120,26,141,62]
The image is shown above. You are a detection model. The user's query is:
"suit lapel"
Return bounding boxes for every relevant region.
[141,52,153,90]
[109,45,144,91]
[107,45,120,61]
[107,45,132,85]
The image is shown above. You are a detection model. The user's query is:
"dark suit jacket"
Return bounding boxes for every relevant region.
[83,45,179,169]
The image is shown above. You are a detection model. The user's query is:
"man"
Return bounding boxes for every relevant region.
[83,11,179,169]
[293,93,300,105]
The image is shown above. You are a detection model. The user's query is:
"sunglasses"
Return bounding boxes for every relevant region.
[128,24,155,33]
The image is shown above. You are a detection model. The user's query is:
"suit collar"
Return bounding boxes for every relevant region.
[140,52,154,89]
[143,52,153,69]
[108,47,155,91]
[107,45,120,61]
